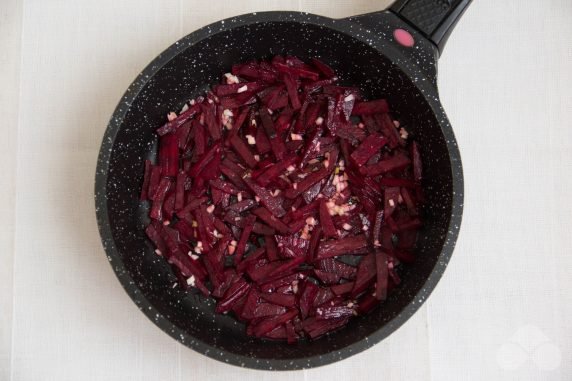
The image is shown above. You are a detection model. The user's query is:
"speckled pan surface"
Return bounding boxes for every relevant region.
[95,11,463,370]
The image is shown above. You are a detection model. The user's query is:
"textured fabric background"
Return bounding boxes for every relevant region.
[1,1,571,380]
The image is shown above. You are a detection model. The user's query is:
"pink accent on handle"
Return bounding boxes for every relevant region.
[394,29,415,48]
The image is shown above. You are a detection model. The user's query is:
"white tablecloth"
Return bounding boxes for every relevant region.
[1,0,571,380]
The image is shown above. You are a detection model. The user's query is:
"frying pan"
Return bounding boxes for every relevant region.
[95,0,471,370]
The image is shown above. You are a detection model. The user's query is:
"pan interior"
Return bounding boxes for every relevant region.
[103,20,453,360]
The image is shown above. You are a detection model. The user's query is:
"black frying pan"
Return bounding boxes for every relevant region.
[95,0,471,370]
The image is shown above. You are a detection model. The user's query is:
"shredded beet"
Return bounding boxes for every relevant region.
[140,56,424,342]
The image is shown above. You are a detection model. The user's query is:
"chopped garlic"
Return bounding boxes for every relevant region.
[155,249,162,256]
[287,165,296,172]
[190,253,199,260]
[245,134,256,145]
[223,109,234,117]
[292,183,298,190]
[388,199,395,207]
[290,133,303,141]
[206,205,215,213]
[191,220,198,227]
[237,192,243,202]
[230,240,237,246]
[315,116,324,125]
[393,120,400,128]
[167,112,177,121]
[197,241,203,248]
[344,94,355,102]
[224,72,239,84]
[180,103,189,113]
[255,196,261,202]
[254,154,260,162]
[228,245,236,255]
[186,275,196,286]
[237,84,248,93]
[292,281,299,294]
[399,127,409,140]
[336,182,343,193]
[343,223,352,231]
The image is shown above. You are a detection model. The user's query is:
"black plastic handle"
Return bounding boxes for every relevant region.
[389,0,472,55]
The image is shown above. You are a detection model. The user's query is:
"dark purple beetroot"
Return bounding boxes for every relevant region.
[158,133,179,178]
[331,282,355,296]
[215,278,251,314]
[319,200,338,238]
[253,303,287,319]
[311,58,336,79]
[265,235,279,262]
[140,160,153,201]
[254,155,298,187]
[145,222,168,256]
[316,235,368,259]
[260,293,296,307]
[251,207,290,235]
[188,142,221,178]
[316,259,356,279]
[364,153,411,176]
[259,273,304,293]
[411,141,423,183]
[275,235,310,259]
[374,250,389,301]
[313,270,342,285]
[351,253,377,297]
[174,171,186,211]
[234,215,256,265]
[156,104,200,136]
[251,309,298,338]
[147,165,162,201]
[351,99,389,115]
[303,316,350,339]
[316,305,355,320]
[350,134,388,167]
[149,178,172,221]
[245,179,286,218]
[141,56,424,343]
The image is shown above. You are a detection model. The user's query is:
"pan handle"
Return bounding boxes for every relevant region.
[389,0,472,55]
